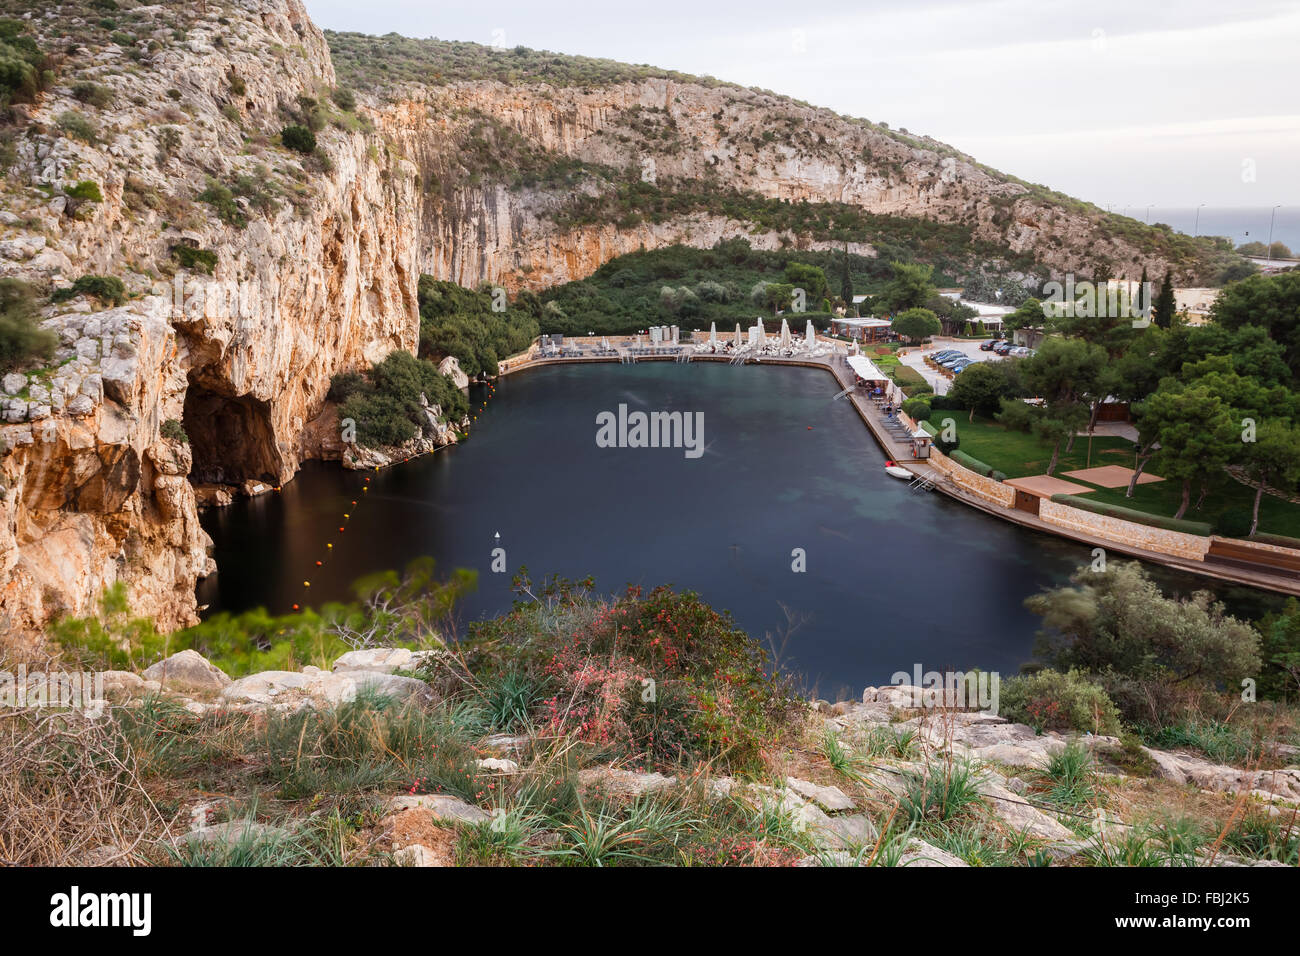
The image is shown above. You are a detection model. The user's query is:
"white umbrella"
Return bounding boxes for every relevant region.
[734,323,743,347]
[709,322,717,346]
[805,319,816,345]
[780,318,791,348]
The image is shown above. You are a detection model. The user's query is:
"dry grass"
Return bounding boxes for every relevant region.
[0,707,176,865]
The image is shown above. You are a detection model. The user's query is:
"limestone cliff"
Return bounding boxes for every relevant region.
[0,0,420,635]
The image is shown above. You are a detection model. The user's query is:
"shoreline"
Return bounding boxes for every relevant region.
[492,349,1300,598]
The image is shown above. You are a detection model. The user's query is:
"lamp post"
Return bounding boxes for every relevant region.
[1194,203,1206,237]
[1268,204,1282,262]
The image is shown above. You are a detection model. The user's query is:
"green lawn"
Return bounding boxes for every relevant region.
[922,411,1300,538]
[923,411,1135,479]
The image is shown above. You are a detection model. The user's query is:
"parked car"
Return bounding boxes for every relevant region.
[994,342,1015,355]
[1010,346,1033,357]
[941,356,972,370]
[929,349,963,362]
[978,339,1001,351]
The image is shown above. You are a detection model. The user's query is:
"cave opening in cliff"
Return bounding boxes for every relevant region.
[183,383,280,487]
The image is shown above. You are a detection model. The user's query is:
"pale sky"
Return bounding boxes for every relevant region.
[305,0,1300,208]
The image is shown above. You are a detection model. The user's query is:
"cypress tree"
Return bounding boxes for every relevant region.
[1153,269,1176,329]
[840,249,855,315]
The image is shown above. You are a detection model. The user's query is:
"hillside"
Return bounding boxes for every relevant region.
[330,30,1239,289]
[0,0,1246,636]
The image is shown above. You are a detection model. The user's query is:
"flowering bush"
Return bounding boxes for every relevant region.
[457,577,796,772]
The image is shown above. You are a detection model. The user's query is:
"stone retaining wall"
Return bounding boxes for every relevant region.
[1040,500,1211,561]
[928,448,1016,508]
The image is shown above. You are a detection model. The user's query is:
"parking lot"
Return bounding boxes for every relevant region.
[899,339,1005,395]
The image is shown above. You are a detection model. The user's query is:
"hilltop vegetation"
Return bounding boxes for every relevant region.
[327,31,726,91]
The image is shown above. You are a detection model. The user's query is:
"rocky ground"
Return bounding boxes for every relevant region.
[31,647,1293,868]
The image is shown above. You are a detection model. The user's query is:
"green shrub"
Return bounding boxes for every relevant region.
[0,278,56,372]
[280,124,316,154]
[170,245,218,274]
[198,174,278,229]
[900,397,931,421]
[327,370,371,404]
[339,391,418,447]
[56,110,97,143]
[1000,668,1123,735]
[197,180,244,227]
[0,19,51,107]
[64,180,103,202]
[333,350,470,449]
[1049,494,1214,536]
[51,275,126,307]
[160,418,188,443]
[71,81,112,108]
[950,449,994,476]
[330,86,355,110]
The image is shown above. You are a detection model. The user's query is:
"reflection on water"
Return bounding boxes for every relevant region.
[198,362,1285,696]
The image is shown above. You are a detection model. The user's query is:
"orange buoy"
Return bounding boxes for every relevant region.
[338,526,345,532]
[292,604,300,611]
[326,543,333,549]
[315,561,322,567]
[303,581,310,587]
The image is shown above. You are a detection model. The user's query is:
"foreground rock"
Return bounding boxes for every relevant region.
[174,820,291,847]
[141,650,230,694]
[219,666,432,709]
[385,795,490,825]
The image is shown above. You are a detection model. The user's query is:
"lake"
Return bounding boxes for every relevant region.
[197,361,1283,696]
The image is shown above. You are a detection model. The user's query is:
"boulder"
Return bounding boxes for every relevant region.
[385,794,489,825]
[350,672,433,705]
[437,355,469,391]
[332,647,415,674]
[899,839,970,867]
[786,776,856,812]
[978,778,1074,841]
[577,766,677,798]
[175,819,290,847]
[141,649,230,694]
[393,844,447,867]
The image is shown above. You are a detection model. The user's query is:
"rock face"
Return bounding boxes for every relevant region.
[0,0,1213,639]
[0,0,419,637]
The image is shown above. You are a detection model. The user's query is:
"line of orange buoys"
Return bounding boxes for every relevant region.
[288,380,498,614]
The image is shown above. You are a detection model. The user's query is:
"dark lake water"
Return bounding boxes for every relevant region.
[198,361,1284,696]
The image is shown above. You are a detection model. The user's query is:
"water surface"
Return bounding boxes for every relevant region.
[199,362,1282,695]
